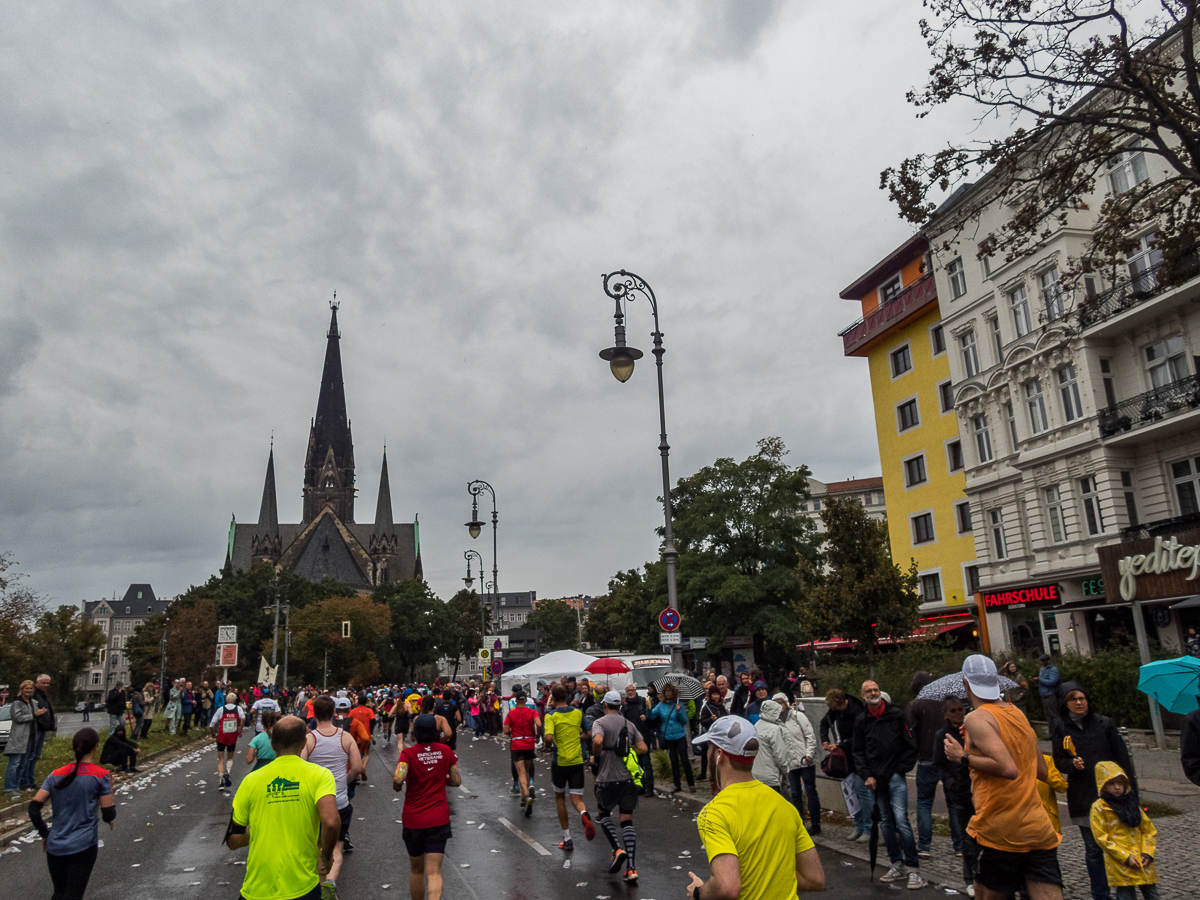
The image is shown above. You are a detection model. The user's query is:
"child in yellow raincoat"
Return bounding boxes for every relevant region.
[1089,761,1159,899]
[1037,753,1069,833]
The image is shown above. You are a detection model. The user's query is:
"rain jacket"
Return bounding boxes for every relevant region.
[4,698,36,757]
[904,672,943,763]
[647,699,690,741]
[751,700,790,788]
[1049,681,1137,820]
[1089,762,1158,887]
[852,700,918,786]
[1037,753,1069,834]
[778,705,817,770]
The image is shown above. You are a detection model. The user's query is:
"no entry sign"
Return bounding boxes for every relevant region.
[658,608,681,632]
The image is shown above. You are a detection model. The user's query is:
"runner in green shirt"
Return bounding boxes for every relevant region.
[227,716,342,900]
[543,685,596,851]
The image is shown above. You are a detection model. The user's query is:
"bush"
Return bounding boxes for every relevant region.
[807,639,975,709]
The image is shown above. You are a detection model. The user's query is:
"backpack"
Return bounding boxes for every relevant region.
[349,716,371,753]
[216,707,240,745]
[820,744,849,779]
[615,719,644,787]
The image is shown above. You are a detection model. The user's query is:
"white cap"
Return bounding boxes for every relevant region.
[691,716,758,756]
[962,654,1001,700]
[603,690,622,706]
[334,697,351,710]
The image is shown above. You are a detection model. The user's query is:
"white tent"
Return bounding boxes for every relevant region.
[500,649,600,695]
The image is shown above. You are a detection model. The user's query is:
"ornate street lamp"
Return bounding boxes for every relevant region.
[465,479,499,597]
[599,269,680,664]
[464,549,487,646]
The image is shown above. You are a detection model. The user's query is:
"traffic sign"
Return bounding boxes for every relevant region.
[478,649,491,663]
[491,659,504,676]
[483,634,509,649]
[219,643,239,666]
[658,608,681,632]
[660,632,682,646]
[493,639,503,651]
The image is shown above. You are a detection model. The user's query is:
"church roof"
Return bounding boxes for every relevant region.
[375,449,394,531]
[258,447,279,532]
[305,304,354,487]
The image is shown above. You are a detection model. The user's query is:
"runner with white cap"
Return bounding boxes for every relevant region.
[589,689,648,882]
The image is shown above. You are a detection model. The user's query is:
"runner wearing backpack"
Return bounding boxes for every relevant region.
[589,690,649,883]
[210,691,246,789]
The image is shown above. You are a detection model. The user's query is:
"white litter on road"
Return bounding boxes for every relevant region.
[183,867,195,872]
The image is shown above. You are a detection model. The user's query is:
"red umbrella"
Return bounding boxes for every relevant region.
[586,657,631,675]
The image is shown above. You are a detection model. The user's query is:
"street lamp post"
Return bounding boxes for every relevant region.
[282,602,291,694]
[599,269,681,670]
[270,576,281,669]
[463,549,487,642]
[465,478,499,598]
[159,618,170,709]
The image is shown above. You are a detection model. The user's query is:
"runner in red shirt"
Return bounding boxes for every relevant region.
[394,714,461,900]
[503,685,542,817]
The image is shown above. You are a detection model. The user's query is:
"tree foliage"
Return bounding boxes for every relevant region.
[446,588,491,679]
[583,565,664,654]
[373,579,456,681]
[670,437,819,664]
[798,497,921,674]
[883,1,1200,285]
[0,552,42,689]
[526,599,581,652]
[289,594,393,688]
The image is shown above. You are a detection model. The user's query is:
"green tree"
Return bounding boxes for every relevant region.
[446,589,490,680]
[670,436,819,670]
[0,553,39,690]
[125,613,167,687]
[583,565,663,654]
[24,606,105,701]
[289,595,392,687]
[798,496,921,678]
[372,580,455,681]
[527,599,581,652]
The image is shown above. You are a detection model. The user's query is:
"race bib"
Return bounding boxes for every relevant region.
[221,716,238,734]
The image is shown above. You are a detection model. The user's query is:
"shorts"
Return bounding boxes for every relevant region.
[216,741,237,753]
[403,823,452,857]
[551,763,585,794]
[511,748,536,763]
[971,837,1062,893]
[594,780,639,814]
[338,804,354,841]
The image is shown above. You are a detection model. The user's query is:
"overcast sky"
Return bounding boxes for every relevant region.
[0,2,980,610]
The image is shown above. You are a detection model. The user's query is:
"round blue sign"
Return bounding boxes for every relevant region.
[658,608,681,632]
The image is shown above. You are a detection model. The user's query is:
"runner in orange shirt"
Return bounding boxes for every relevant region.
[348,695,376,780]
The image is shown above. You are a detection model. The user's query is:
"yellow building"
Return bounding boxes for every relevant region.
[838,235,978,624]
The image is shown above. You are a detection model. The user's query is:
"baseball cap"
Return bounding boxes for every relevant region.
[691,716,758,756]
[334,697,351,710]
[1040,653,1052,662]
[512,684,526,697]
[603,690,622,706]
[962,654,1001,700]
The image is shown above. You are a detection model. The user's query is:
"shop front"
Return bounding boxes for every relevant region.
[977,582,1065,656]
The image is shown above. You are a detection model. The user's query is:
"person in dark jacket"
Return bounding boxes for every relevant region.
[729,671,753,718]
[744,681,770,724]
[620,685,655,796]
[905,671,945,857]
[1050,680,1136,900]
[931,697,971,878]
[1181,699,1200,787]
[104,684,127,734]
[820,689,872,839]
[852,680,923,888]
[696,685,728,784]
[100,724,140,773]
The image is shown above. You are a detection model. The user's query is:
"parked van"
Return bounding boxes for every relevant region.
[608,655,674,697]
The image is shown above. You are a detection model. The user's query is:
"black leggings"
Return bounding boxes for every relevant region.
[662,736,694,787]
[47,845,98,900]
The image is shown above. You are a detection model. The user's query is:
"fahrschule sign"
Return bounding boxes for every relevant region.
[1097,529,1200,602]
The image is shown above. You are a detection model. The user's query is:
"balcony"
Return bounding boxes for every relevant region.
[1122,512,1200,541]
[1098,373,1200,441]
[1077,253,1200,335]
[839,273,937,357]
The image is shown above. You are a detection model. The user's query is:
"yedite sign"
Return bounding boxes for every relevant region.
[980,583,1060,610]
[1098,529,1200,602]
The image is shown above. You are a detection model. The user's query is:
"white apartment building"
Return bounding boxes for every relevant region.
[800,477,887,535]
[930,146,1200,657]
[78,584,173,700]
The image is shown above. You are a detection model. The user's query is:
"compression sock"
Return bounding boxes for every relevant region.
[599,815,621,850]
[562,828,571,841]
[622,824,637,868]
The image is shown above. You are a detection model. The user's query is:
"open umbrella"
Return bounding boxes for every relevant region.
[651,673,705,700]
[1137,656,1200,715]
[586,657,631,676]
[916,672,1019,702]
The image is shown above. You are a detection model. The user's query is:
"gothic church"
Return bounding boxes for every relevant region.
[226,304,421,587]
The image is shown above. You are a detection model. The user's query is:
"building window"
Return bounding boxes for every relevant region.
[1128,232,1163,293]
[972,415,993,463]
[99,649,106,665]
[938,380,955,414]
[912,512,936,544]
[1122,470,1139,526]
[1011,285,1032,336]
[1025,379,1049,434]
[813,498,821,510]
[125,606,131,614]
[989,509,1009,559]
[880,274,903,305]
[897,398,920,432]
[1109,145,1149,196]
[1045,485,1068,543]
[91,672,101,686]
[947,440,964,473]
[955,500,973,535]
[1171,457,1200,516]
[904,455,928,488]
[1080,475,1105,535]
[1145,335,1188,388]
[890,344,913,377]
[1100,358,1117,407]
[1057,364,1083,422]
[948,258,967,298]
[965,565,981,593]
[960,331,980,377]
[1041,268,1064,320]
[931,324,947,356]
[989,315,1004,364]
[920,573,943,602]
[1004,401,1018,451]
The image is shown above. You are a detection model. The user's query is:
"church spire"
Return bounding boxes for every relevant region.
[375,448,394,530]
[303,299,356,523]
[258,444,279,532]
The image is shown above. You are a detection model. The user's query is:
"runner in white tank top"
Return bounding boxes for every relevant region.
[303,696,362,900]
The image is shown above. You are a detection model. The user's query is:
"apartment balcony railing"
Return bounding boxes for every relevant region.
[1097,373,1200,439]
[1077,253,1200,330]
[1122,511,1200,541]
[839,273,937,356]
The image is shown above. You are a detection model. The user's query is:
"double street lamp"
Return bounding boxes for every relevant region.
[599,269,681,667]
[463,549,488,639]
[465,479,499,597]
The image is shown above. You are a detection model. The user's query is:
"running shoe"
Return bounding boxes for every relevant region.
[917,849,931,859]
[342,836,355,853]
[557,839,574,851]
[320,881,338,900]
[509,783,520,794]
[906,872,926,890]
[581,811,596,842]
[607,848,627,873]
[524,796,533,818]
[624,868,638,883]
[880,865,905,883]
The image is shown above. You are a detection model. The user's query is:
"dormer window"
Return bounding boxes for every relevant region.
[126,606,131,613]
[137,591,142,599]
[879,274,903,305]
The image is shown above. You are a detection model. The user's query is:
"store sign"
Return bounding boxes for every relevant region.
[1081,577,1106,597]
[980,582,1060,610]
[1098,529,1200,602]
[632,657,671,668]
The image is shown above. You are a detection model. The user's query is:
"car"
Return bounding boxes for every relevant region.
[75,701,98,713]
[0,704,11,753]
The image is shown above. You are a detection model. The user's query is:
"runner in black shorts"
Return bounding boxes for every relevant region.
[503,687,542,818]
[590,691,648,883]
[395,714,461,900]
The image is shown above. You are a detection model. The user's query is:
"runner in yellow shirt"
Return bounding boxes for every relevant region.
[542,685,596,851]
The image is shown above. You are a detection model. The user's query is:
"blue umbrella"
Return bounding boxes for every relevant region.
[1137,657,1200,715]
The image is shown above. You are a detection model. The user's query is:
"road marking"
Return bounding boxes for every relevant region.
[458,784,472,795]
[497,817,552,856]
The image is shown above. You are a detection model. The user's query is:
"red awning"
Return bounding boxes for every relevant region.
[798,616,974,652]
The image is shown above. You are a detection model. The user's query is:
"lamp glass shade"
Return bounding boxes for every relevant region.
[468,522,483,539]
[609,352,635,383]
[463,576,474,588]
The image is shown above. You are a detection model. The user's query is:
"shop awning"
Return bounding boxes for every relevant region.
[798,616,975,652]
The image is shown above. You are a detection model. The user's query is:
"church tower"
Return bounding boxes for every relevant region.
[303,302,356,523]
[250,445,282,565]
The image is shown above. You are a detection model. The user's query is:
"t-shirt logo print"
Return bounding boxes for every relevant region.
[265,776,301,803]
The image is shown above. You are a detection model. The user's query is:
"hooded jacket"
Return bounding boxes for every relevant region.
[819,695,865,776]
[904,672,944,763]
[852,700,918,785]
[1181,702,1200,787]
[777,702,817,770]
[751,700,790,787]
[1088,761,1157,887]
[1050,681,1137,820]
